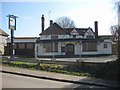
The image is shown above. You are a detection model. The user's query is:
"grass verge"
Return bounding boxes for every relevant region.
[1,61,91,77]
[2,59,119,81]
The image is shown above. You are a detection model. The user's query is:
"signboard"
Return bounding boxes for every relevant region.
[113,30,120,42]
[9,15,16,30]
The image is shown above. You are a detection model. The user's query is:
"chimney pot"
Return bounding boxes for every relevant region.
[50,20,53,26]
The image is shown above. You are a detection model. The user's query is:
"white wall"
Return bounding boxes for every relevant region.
[76,36,83,38]
[98,42,112,54]
[7,38,37,43]
[58,35,73,39]
[37,43,43,55]
[75,41,112,55]
[36,41,112,57]
[41,35,84,40]
[75,43,82,55]
[41,35,51,40]
[0,36,7,54]
[41,34,91,40]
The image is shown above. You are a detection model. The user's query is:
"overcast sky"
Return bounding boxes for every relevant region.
[1,0,117,37]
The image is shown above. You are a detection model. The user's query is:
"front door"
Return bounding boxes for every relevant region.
[65,44,74,56]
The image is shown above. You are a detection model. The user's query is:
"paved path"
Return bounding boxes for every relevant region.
[38,57,117,62]
[1,66,119,88]
[1,55,117,63]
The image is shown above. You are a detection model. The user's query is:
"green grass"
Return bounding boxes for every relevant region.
[2,61,91,77]
[2,59,119,81]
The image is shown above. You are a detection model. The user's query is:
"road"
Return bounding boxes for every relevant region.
[2,73,102,88]
[2,73,75,88]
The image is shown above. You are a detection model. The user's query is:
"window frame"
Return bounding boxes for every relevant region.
[82,42,97,52]
[104,43,107,48]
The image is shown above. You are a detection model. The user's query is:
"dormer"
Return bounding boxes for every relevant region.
[70,28,79,35]
[84,28,95,38]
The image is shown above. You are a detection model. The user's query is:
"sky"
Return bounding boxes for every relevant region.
[1,0,117,37]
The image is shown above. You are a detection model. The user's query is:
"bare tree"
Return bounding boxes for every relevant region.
[111,1,120,57]
[55,16,75,28]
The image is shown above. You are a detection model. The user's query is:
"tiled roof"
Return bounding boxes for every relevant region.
[64,28,88,35]
[40,23,93,35]
[40,23,68,35]
[0,28,9,36]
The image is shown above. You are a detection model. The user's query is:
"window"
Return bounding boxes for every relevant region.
[26,43,33,49]
[61,46,65,52]
[43,43,51,52]
[18,43,25,49]
[73,35,76,38]
[13,43,17,49]
[104,43,107,48]
[43,42,58,52]
[86,35,93,38]
[54,43,58,52]
[51,36,58,39]
[83,42,97,51]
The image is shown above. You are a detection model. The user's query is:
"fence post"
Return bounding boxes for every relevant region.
[37,60,41,69]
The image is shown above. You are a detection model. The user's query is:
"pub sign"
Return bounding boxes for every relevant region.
[9,15,16,30]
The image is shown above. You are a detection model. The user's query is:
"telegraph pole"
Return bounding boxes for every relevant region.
[7,14,18,58]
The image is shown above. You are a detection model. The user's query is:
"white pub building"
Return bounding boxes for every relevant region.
[35,15,112,58]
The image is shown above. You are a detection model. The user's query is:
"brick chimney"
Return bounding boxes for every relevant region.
[50,20,53,26]
[41,14,45,32]
[94,21,98,38]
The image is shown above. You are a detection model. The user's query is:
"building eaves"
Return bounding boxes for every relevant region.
[14,37,39,39]
[36,38,104,43]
